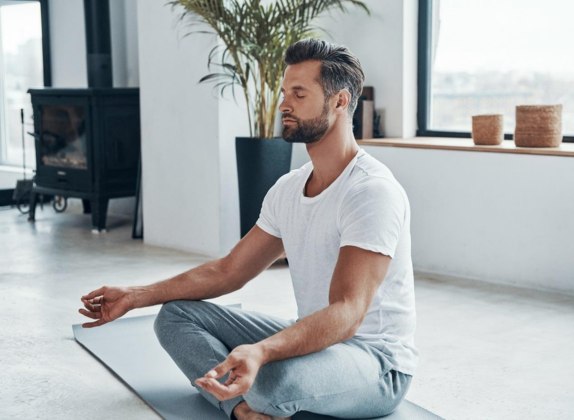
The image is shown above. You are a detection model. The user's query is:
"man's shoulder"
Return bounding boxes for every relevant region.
[340,152,408,211]
[347,153,402,193]
[353,150,395,179]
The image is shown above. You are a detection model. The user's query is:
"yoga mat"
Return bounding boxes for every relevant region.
[73,314,442,420]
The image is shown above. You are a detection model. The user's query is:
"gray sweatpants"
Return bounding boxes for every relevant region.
[154,300,411,419]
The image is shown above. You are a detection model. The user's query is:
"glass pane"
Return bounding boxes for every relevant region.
[40,104,88,170]
[430,0,574,135]
[0,1,43,167]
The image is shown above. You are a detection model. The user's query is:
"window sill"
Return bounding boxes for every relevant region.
[357,137,574,157]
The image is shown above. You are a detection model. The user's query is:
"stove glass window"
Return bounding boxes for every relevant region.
[40,105,87,169]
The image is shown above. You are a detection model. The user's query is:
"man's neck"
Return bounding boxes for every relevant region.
[304,123,359,197]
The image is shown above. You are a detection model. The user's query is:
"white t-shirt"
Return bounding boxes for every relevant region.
[256,148,418,375]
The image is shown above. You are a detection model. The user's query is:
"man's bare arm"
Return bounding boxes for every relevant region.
[196,245,391,400]
[79,226,284,327]
[128,227,284,307]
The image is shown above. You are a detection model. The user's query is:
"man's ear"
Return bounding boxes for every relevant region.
[335,89,351,112]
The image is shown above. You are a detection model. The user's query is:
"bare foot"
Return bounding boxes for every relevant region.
[233,401,291,420]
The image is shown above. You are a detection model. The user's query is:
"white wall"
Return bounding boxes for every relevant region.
[364,145,574,293]
[138,0,228,255]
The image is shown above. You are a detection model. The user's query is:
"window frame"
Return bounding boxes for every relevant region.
[38,0,52,87]
[416,0,574,143]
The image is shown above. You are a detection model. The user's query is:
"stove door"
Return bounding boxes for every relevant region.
[32,96,93,192]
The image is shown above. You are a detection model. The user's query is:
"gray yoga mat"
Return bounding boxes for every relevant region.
[73,314,442,420]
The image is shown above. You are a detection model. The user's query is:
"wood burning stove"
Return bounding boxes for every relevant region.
[28,88,140,231]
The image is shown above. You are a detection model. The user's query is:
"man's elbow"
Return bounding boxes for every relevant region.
[342,326,357,341]
[215,255,245,293]
[343,309,366,341]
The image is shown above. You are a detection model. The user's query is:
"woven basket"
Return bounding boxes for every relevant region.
[472,114,504,145]
[514,105,562,148]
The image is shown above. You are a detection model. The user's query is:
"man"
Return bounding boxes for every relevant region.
[80,39,417,420]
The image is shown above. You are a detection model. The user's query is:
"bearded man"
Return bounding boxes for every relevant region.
[79,39,417,420]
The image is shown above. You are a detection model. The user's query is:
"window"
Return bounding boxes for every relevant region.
[418,0,574,142]
[0,0,50,167]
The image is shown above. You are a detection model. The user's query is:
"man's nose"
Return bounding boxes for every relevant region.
[279,98,292,114]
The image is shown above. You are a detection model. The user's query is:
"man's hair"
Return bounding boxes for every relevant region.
[284,39,365,116]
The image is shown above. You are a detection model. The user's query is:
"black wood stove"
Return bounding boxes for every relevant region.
[28,88,140,231]
[27,0,140,232]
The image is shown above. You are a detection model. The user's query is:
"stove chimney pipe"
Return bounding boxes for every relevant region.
[84,0,113,88]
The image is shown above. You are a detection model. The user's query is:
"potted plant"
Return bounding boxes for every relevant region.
[171,0,369,236]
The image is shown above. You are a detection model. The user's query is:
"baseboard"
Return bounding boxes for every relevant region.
[414,268,574,297]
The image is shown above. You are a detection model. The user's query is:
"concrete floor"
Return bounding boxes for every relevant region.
[1,203,573,419]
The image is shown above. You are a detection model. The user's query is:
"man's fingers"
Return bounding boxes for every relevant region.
[81,318,107,328]
[224,373,236,386]
[82,300,101,312]
[196,378,243,400]
[206,359,233,379]
[81,286,106,301]
[78,308,101,319]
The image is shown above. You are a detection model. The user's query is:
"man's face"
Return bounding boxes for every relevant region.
[280,61,332,144]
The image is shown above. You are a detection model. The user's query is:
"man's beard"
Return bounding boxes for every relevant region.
[282,103,330,144]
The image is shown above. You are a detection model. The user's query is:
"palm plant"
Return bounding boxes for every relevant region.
[171,0,369,138]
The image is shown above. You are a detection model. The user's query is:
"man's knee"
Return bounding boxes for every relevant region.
[154,300,209,346]
[153,301,180,346]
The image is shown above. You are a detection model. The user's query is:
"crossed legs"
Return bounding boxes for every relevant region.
[154,300,411,419]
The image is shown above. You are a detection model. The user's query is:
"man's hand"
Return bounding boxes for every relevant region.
[79,286,135,328]
[195,344,265,401]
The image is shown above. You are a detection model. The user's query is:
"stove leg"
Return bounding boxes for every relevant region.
[27,191,38,222]
[91,198,109,232]
[82,199,92,214]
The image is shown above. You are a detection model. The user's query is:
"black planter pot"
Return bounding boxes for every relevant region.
[236,137,292,237]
